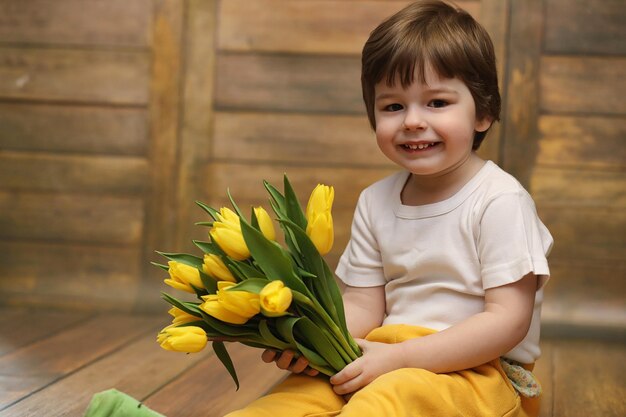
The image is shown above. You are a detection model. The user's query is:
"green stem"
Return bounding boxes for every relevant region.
[293,292,360,361]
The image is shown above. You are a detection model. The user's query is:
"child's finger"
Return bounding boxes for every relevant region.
[289,355,310,374]
[275,350,296,370]
[261,349,277,364]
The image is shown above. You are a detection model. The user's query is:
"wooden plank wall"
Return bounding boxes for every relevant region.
[0,0,183,310]
[503,0,626,329]
[1,0,623,328]
[193,0,484,267]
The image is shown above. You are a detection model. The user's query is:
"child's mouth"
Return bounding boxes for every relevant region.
[402,142,439,151]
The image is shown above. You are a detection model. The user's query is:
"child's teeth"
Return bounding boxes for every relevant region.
[405,143,436,150]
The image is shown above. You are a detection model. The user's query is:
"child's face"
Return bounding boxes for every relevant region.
[373,65,491,178]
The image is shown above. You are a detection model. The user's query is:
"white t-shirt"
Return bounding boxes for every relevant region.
[336,161,553,363]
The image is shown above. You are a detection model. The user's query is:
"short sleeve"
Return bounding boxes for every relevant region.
[335,191,386,287]
[478,191,553,290]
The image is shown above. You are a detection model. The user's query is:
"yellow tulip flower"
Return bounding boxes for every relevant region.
[306,184,334,220]
[217,281,261,318]
[305,184,335,255]
[200,281,260,324]
[260,280,292,317]
[168,307,199,326]
[157,326,207,353]
[253,206,276,241]
[203,254,236,282]
[164,261,204,294]
[210,207,250,261]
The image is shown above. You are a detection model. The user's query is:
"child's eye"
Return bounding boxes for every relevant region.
[428,99,448,108]
[384,103,404,112]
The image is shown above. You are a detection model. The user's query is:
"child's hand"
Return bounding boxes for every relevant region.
[329,339,405,396]
[261,349,320,376]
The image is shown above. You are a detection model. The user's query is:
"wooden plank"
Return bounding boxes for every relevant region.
[0,151,148,195]
[534,340,554,417]
[137,0,184,311]
[219,0,479,54]
[551,339,626,417]
[215,53,362,113]
[0,47,149,104]
[202,162,395,210]
[0,314,159,411]
[174,0,217,250]
[0,308,91,357]
[0,192,143,245]
[0,103,148,156]
[538,206,625,262]
[0,241,142,311]
[0,317,206,417]
[0,0,152,47]
[544,0,626,55]
[543,260,626,329]
[212,111,389,166]
[501,0,543,187]
[477,0,509,165]
[537,115,626,170]
[541,56,626,115]
[530,167,626,207]
[144,343,287,416]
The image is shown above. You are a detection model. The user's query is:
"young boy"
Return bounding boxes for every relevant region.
[227,1,552,416]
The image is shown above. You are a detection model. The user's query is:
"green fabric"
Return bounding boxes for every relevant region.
[83,389,166,417]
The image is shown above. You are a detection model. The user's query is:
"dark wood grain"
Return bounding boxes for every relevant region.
[0,314,159,411]
[0,103,148,156]
[0,0,152,47]
[544,0,626,55]
[0,47,149,105]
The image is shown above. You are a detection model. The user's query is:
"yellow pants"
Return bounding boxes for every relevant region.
[225,325,540,417]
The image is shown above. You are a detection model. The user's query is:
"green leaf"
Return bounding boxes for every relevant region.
[239,218,311,296]
[193,240,222,256]
[263,180,286,214]
[194,221,214,227]
[161,292,199,316]
[277,219,338,320]
[250,206,260,231]
[198,271,217,294]
[226,278,268,294]
[156,252,204,269]
[258,320,291,351]
[283,174,308,230]
[227,260,266,281]
[295,317,347,371]
[195,200,219,220]
[275,317,327,368]
[151,262,169,271]
[213,341,240,390]
[227,188,245,218]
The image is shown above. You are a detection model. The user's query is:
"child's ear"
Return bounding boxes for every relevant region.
[475,117,493,133]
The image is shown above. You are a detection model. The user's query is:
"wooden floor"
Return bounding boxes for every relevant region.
[0,308,624,417]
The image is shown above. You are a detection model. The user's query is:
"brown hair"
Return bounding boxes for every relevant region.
[361,0,501,149]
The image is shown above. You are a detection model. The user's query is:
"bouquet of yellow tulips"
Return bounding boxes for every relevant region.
[154,175,361,388]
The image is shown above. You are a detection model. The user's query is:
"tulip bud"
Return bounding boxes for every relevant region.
[253,206,276,241]
[164,261,204,294]
[210,208,250,261]
[217,281,261,318]
[305,184,335,255]
[168,307,200,326]
[157,326,207,353]
[306,184,334,220]
[203,254,236,282]
[260,280,292,317]
[200,281,260,325]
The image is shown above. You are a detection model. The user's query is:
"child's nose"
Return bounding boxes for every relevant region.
[402,107,427,130]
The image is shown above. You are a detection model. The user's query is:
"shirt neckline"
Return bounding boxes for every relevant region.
[393,160,496,219]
